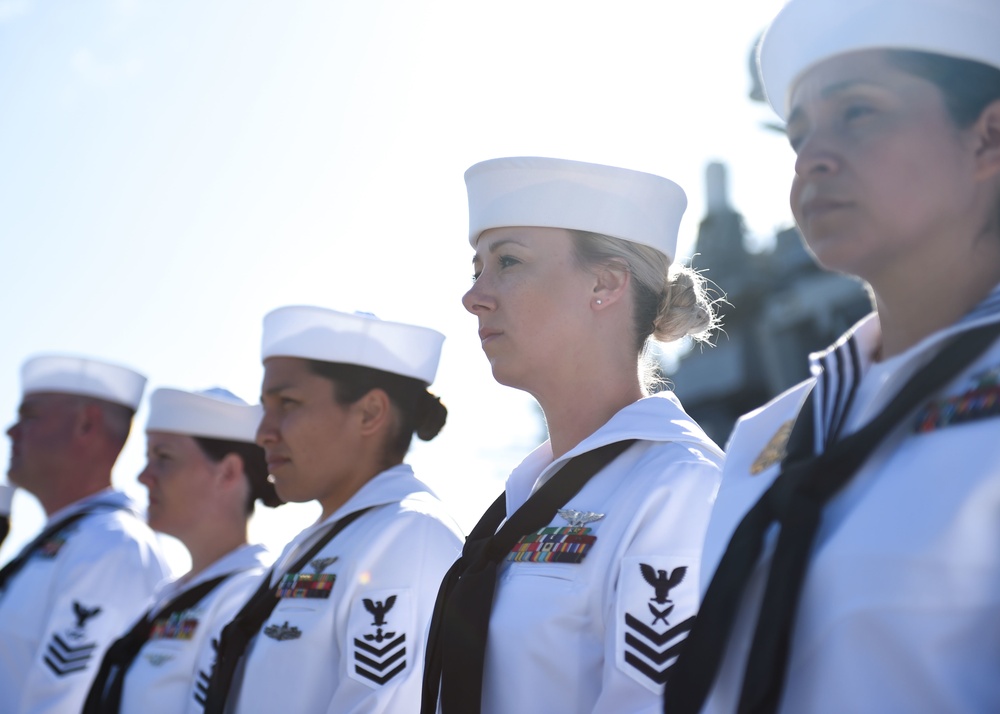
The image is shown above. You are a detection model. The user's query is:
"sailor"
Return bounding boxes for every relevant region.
[202,306,463,714]
[662,1,1000,713]
[0,354,171,713]
[83,386,283,714]
[422,157,725,713]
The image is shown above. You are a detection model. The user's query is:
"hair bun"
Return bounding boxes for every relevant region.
[415,392,448,441]
[653,267,718,343]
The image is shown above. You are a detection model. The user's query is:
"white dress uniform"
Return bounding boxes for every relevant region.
[700,289,1000,713]
[481,392,723,714]
[226,464,462,714]
[117,543,272,714]
[0,488,171,714]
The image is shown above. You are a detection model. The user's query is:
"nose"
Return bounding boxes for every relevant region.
[462,276,495,315]
[256,411,278,447]
[793,129,840,179]
[137,463,154,489]
[6,421,19,440]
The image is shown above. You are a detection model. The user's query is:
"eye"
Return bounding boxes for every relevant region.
[843,103,874,123]
[498,255,520,269]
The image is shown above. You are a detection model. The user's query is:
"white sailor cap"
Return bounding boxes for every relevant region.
[759,0,1000,121]
[146,388,262,443]
[261,306,445,386]
[465,156,687,263]
[20,354,146,410]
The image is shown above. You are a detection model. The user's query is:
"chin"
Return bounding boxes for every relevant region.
[487,358,531,391]
[272,481,309,505]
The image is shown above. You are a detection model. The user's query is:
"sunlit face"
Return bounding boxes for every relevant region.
[6,393,79,496]
[138,432,218,539]
[462,226,595,392]
[257,357,361,516]
[787,50,978,282]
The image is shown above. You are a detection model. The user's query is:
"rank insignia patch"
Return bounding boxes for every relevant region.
[348,589,412,689]
[263,620,302,641]
[276,572,336,599]
[44,601,102,677]
[915,367,1000,433]
[750,420,794,475]
[144,652,173,666]
[617,556,697,692]
[149,609,201,641]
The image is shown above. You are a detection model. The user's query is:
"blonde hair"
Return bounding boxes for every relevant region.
[571,230,719,388]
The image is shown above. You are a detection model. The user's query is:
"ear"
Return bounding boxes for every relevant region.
[591,258,632,310]
[973,99,1000,182]
[75,402,103,439]
[216,452,244,489]
[355,388,392,438]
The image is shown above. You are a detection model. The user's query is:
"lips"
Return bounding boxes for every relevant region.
[796,183,853,224]
[800,197,851,221]
[478,327,502,346]
[266,454,291,472]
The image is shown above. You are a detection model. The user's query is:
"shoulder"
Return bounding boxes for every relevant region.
[74,506,158,549]
[603,393,725,462]
[377,490,464,546]
[63,501,166,569]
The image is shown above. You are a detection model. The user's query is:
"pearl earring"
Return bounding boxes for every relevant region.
[596,299,603,305]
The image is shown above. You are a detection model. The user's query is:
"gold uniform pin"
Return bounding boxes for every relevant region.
[749,420,794,475]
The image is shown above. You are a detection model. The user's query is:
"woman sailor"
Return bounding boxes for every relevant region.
[85,387,281,714]
[664,1,1000,712]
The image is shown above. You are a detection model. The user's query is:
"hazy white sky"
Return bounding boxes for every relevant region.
[0,0,795,570]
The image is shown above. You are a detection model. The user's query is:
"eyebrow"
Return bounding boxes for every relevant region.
[787,79,883,126]
[261,383,294,398]
[471,237,527,264]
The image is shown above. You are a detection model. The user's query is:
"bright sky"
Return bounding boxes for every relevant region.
[0,0,796,571]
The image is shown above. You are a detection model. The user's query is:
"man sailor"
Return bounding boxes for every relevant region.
[0,354,171,713]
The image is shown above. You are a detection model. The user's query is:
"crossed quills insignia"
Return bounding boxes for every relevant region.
[617,558,696,692]
[349,590,411,688]
[44,600,102,677]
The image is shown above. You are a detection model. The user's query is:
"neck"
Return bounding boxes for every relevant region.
[870,238,1000,359]
[40,477,112,517]
[185,527,248,576]
[535,369,643,460]
[318,464,386,522]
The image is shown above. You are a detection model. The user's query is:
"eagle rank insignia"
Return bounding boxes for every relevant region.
[44,600,102,677]
[349,589,412,689]
[617,557,697,692]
